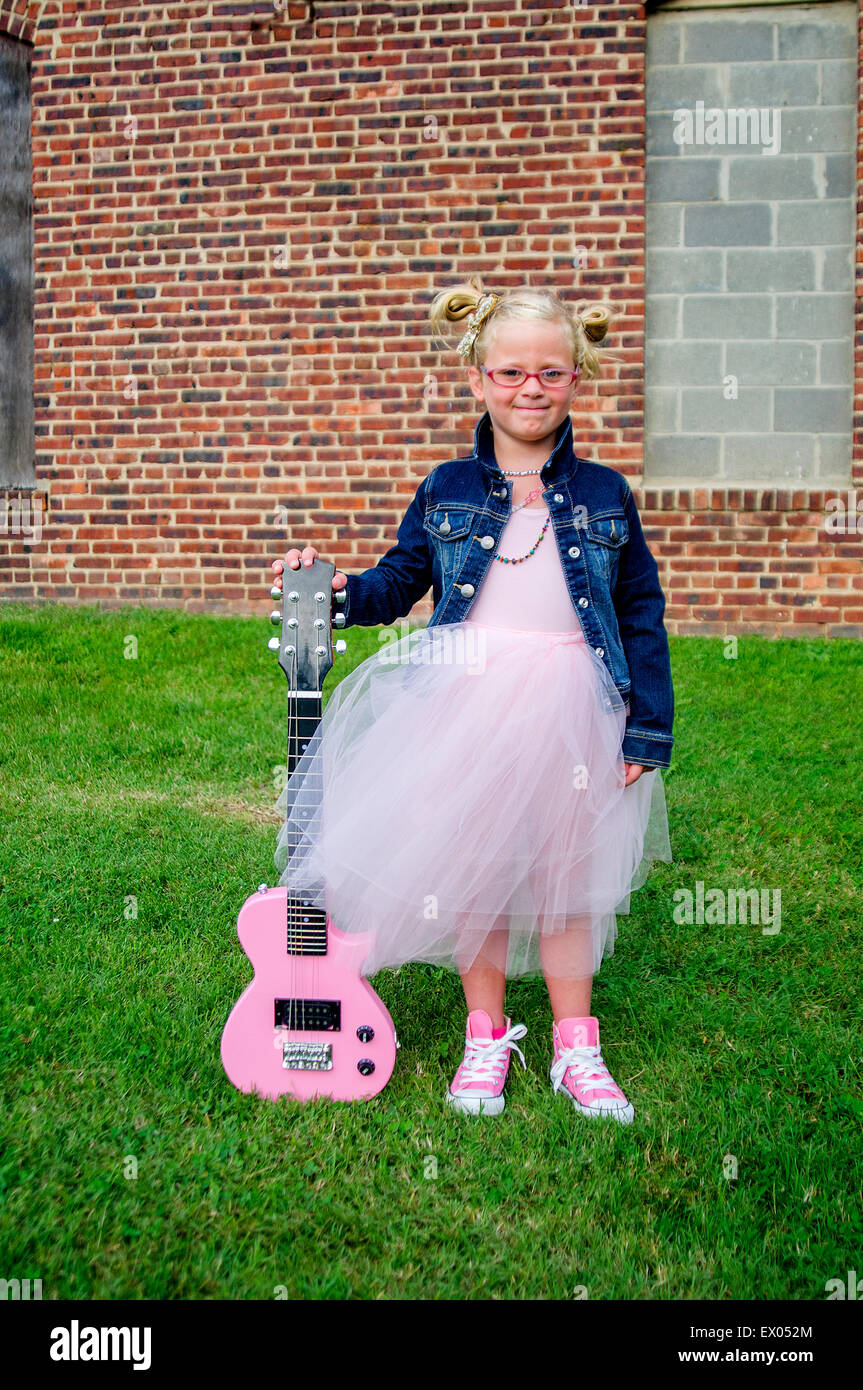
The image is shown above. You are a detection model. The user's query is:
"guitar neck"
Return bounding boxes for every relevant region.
[286,691,327,956]
[273,557,336,960]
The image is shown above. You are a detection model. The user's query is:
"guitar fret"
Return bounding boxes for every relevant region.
[278,605,329,958]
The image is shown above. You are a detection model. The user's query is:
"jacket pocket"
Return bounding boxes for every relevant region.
[423,507,475,586]
[423,508,474,541]
[586,512,628,548]
[584,510,628,586]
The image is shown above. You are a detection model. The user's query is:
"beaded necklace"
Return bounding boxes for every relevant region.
[495,481,549,565]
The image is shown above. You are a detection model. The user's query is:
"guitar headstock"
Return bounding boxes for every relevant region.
[269,558,335,694]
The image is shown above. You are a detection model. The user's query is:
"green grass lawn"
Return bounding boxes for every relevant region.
[0,601,861,1300]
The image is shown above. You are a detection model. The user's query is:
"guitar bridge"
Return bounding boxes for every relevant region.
[282,1041,333,1071]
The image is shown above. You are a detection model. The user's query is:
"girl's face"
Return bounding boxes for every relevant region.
[466,319,578,452]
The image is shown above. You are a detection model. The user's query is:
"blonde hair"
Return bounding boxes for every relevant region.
[428,273,613,381]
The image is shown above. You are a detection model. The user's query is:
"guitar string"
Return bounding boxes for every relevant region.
[285,582,327,1053]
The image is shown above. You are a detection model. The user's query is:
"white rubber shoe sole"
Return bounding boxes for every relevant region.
[551,1068,634,1124]
[445,1088,506,1116]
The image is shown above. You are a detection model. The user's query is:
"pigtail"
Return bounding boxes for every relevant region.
[569,301,614,381]
[428,273,488,353]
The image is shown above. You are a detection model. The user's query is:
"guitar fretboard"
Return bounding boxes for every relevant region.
[286,696,328,956]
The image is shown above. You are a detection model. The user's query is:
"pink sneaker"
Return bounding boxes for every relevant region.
[445,1010,528,1116]
[550,1016,634,1124]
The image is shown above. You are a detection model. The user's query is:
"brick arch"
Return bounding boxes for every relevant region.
[0,1,56,44]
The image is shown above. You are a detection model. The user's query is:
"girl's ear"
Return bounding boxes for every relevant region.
[466,365,486,403]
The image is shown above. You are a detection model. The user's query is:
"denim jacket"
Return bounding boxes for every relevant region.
[336,410,674,769]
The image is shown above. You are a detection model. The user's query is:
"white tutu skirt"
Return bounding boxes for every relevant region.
[275,620,672,981]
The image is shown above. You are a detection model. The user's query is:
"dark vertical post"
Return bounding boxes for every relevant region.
[0,34,34,488]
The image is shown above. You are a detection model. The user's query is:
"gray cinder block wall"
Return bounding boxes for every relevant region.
[645,2,857,484]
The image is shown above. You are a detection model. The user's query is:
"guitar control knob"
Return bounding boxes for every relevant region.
[356,1025,375,1043]
[357,1059,375,1076]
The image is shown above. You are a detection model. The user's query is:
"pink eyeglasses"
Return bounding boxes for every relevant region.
[481,365,580,388]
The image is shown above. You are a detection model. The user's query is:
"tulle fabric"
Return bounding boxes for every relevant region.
[275,620,672,981]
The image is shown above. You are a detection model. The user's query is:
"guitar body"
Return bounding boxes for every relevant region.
[220,555,398,1104]
[221,886,397,1102]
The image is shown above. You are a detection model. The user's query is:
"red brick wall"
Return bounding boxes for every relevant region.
[0,0,861,634]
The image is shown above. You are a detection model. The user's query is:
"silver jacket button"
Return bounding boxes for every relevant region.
[494,487,507,499]
[554,493,563,503]
[568,545,580,558]
[578,597,588,608]
[439,519,451,534]
[595,647,604,657]
[479,535,494,549]
[458,583,475,597]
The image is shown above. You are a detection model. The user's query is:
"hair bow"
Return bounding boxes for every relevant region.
[456,292,502,361]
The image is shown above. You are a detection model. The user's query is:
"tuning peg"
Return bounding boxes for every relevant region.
[270,585,282,600]
[267,636,280,651]
[333,612,346,628]
[335,640,346,654]
[269,609,281,625]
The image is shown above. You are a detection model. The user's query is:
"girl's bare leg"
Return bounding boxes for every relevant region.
[455,915,509,1030]
[539,913,595,1020]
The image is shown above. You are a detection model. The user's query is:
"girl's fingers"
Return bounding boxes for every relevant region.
[271,550,337,592]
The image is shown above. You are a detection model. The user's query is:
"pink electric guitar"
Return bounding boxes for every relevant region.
[220,557,399,1102]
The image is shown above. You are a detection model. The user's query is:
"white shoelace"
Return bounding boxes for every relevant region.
[550,1043,621,1099]
[456,1022,528,1084]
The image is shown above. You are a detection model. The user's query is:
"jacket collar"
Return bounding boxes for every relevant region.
[473,409,577,486]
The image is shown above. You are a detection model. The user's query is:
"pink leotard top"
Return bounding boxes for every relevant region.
[466,504,582,634]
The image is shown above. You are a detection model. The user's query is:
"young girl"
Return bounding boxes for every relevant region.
[271,277,673,1124]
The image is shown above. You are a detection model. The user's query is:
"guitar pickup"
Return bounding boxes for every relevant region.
[274,998,341,1031]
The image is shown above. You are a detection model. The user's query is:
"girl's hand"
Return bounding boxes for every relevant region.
[623,762,645,786]
[271,547,348,595]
